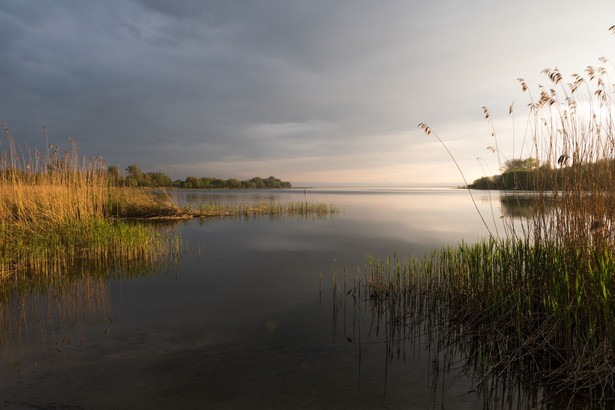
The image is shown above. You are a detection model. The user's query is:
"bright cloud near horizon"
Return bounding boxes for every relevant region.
[1,0,614,186]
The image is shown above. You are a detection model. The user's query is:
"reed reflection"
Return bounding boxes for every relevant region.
[0,248,175,372]
[499,193,549,220]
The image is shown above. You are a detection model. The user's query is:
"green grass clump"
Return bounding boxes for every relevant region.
[359,239,615,404]
[0,216,170,277]
[195,201,337,219]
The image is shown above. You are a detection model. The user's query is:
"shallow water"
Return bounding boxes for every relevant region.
[0,187,509,409]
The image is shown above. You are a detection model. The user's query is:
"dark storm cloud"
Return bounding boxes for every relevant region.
[1,0,436,178]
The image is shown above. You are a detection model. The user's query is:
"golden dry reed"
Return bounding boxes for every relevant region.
[504,63,615,252]
[0,125,175,280]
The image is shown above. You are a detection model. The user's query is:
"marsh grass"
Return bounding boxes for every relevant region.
[0,125,179,280]
[339,45,615,407]
[0,127,183,369]
[106,187,186,219]
[501,64,615,252]
[348,241,615,406]
[195,201,338,219]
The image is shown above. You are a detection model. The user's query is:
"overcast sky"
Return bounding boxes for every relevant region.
[1,0,615,186]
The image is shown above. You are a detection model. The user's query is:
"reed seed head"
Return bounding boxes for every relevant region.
[418,123,432,135]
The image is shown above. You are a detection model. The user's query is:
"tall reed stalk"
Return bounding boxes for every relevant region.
[506,64,615,253]
[343,34,615,407]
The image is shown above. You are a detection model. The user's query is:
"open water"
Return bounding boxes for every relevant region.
[0,187,512,409]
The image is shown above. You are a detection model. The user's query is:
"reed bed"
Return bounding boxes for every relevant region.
[344,45,615,407]
[500,63,615,252]
[0,125,177,280]
[349,241,615,407]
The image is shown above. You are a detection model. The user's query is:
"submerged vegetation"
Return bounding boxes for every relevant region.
[342,30,615,408]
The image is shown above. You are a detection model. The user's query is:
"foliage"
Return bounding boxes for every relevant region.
[111,164,292,189]
[470,158,615,191]
[501,157,539,172]
[172,174,292,189]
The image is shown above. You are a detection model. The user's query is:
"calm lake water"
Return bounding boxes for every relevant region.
[0,187,512,409]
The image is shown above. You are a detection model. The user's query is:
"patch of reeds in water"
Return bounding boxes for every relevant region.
[345,39,615,407]
[499,62,615,253]
[194,201,338,219]
[347,240,615,407]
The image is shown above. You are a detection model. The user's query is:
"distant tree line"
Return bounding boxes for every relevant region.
[469,158,542,190]
[106,164,292,189]
[468,157,615,190]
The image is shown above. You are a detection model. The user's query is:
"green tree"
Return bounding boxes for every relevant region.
[145,171,173,187]
[200,177,213,189]
[502,157,539,172]
[184,176,199,189]
[107,165,121,185]
[250,177,265,188]
[264,176,281,188]
[227,178,241,188]
[125,164,144,186]
[211,178,226,189]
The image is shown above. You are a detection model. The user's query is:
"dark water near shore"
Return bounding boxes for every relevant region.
[0,187,508,409]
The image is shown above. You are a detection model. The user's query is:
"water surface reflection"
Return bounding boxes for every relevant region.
[0,187,514,409]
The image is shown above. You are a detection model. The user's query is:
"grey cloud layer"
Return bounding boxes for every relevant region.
[1,0,614,182]
[2,1,427,168]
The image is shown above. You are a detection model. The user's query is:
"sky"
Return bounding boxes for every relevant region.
[1,0,615,186]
